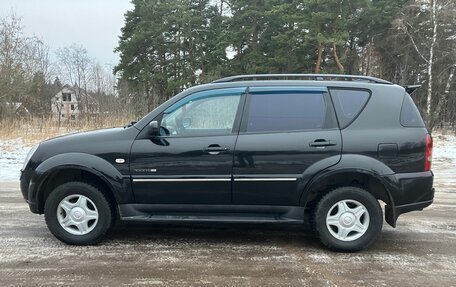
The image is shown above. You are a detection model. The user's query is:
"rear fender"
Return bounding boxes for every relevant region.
[299,154,398,226]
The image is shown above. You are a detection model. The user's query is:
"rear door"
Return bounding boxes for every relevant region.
[232,86,342,206]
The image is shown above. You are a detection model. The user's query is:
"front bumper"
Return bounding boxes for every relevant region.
[20,170,40,214]
[384,171,434,227]
[20,169,29,200]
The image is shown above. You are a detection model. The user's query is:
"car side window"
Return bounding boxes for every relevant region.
[245,92,327,132]
[329,88,370,128]
[400,93,425,127]
[160,89,242,137]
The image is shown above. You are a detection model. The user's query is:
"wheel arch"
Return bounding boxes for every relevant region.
[300,155,398,227]
[301,169,394,206]
[29,153,129,214]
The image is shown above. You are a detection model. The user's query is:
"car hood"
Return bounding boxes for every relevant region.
[43,127,126,144]
[34,127,140,163]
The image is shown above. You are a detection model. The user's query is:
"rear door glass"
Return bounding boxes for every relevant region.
[329,88,370,128]
[245,92,327,132]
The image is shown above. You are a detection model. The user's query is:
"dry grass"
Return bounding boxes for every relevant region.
[0,116,133,144]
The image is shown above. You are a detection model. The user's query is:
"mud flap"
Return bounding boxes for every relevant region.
[385,204,397,228]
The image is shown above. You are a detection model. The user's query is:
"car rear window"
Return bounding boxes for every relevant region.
[329,88,370,128]
[245,92,326,132]
[400,93,425,127]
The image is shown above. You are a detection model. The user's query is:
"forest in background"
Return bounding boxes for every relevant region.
[1,0,455,132]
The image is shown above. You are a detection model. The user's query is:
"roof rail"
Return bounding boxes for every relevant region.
[212,74,393,84]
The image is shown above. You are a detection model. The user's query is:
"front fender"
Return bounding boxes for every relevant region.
[28,153,128,209]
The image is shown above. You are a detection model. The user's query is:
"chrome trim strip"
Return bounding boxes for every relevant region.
[133,178,231,182]
[133,178,297,182]
[234,178,297,182]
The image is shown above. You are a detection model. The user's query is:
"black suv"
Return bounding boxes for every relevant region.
[20,74,434,251]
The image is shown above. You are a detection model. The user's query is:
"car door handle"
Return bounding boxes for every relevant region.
[204,145,230,154]
[309,139,337,147]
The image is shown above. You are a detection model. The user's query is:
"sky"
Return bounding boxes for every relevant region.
[0,0,133,66]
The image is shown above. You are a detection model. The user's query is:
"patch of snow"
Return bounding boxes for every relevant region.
[308,253,332,263]
[0,138,34,181]
[432,133,456,192]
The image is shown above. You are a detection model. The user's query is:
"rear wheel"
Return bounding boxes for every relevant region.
[44,182,113,245]
[314,187,383,252]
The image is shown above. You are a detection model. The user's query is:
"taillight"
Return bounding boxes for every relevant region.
[424,133,433,171]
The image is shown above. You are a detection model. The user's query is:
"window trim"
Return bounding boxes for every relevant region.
[238,88,336,134]
[327,87,372,129]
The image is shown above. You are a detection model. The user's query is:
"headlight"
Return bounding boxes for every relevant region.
[22,144,39,170]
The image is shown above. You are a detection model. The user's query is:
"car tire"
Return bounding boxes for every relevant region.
[314,186,383,252]
[44,182,113,245]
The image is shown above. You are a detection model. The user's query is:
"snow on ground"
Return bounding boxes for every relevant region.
[432,133,456,192]
[0,138,35,181]
[0,133,455,191]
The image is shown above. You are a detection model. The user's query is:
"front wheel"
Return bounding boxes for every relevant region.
[44,182,113,245]
[314,187,383,252]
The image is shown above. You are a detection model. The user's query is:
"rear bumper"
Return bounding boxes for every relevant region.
[384,171,434,227]
[395,199,433,215]
[385,198,434,227]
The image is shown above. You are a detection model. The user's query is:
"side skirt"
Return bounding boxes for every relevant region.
[119,204,305,223]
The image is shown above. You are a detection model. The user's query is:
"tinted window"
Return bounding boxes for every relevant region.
[246,92,326,132]
[400,93,425,127]
[330,89,370,128]
[161,90,241,137]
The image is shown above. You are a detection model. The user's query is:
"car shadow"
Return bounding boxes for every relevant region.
[106,221,319,246]
[102,221,426,253]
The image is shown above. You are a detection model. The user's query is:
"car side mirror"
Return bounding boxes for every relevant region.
[148,121,160,136]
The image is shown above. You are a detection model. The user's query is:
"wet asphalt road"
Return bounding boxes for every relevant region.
[1,181,455,287]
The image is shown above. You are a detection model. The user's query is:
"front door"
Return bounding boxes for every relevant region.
[233,87,342,206]
[130,87,246,204]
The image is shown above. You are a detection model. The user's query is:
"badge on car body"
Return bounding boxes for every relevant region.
[134,168,157,173]
[115,158,126,164]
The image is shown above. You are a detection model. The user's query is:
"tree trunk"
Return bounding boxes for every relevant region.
[366,41,372,75]
[426,0,438,120]
[315,43,323,73]
[332,42,344,73]
[219,0,224,16]
[430,65,455,130]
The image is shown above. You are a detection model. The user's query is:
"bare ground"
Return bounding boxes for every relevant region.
[0,182,455,286]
